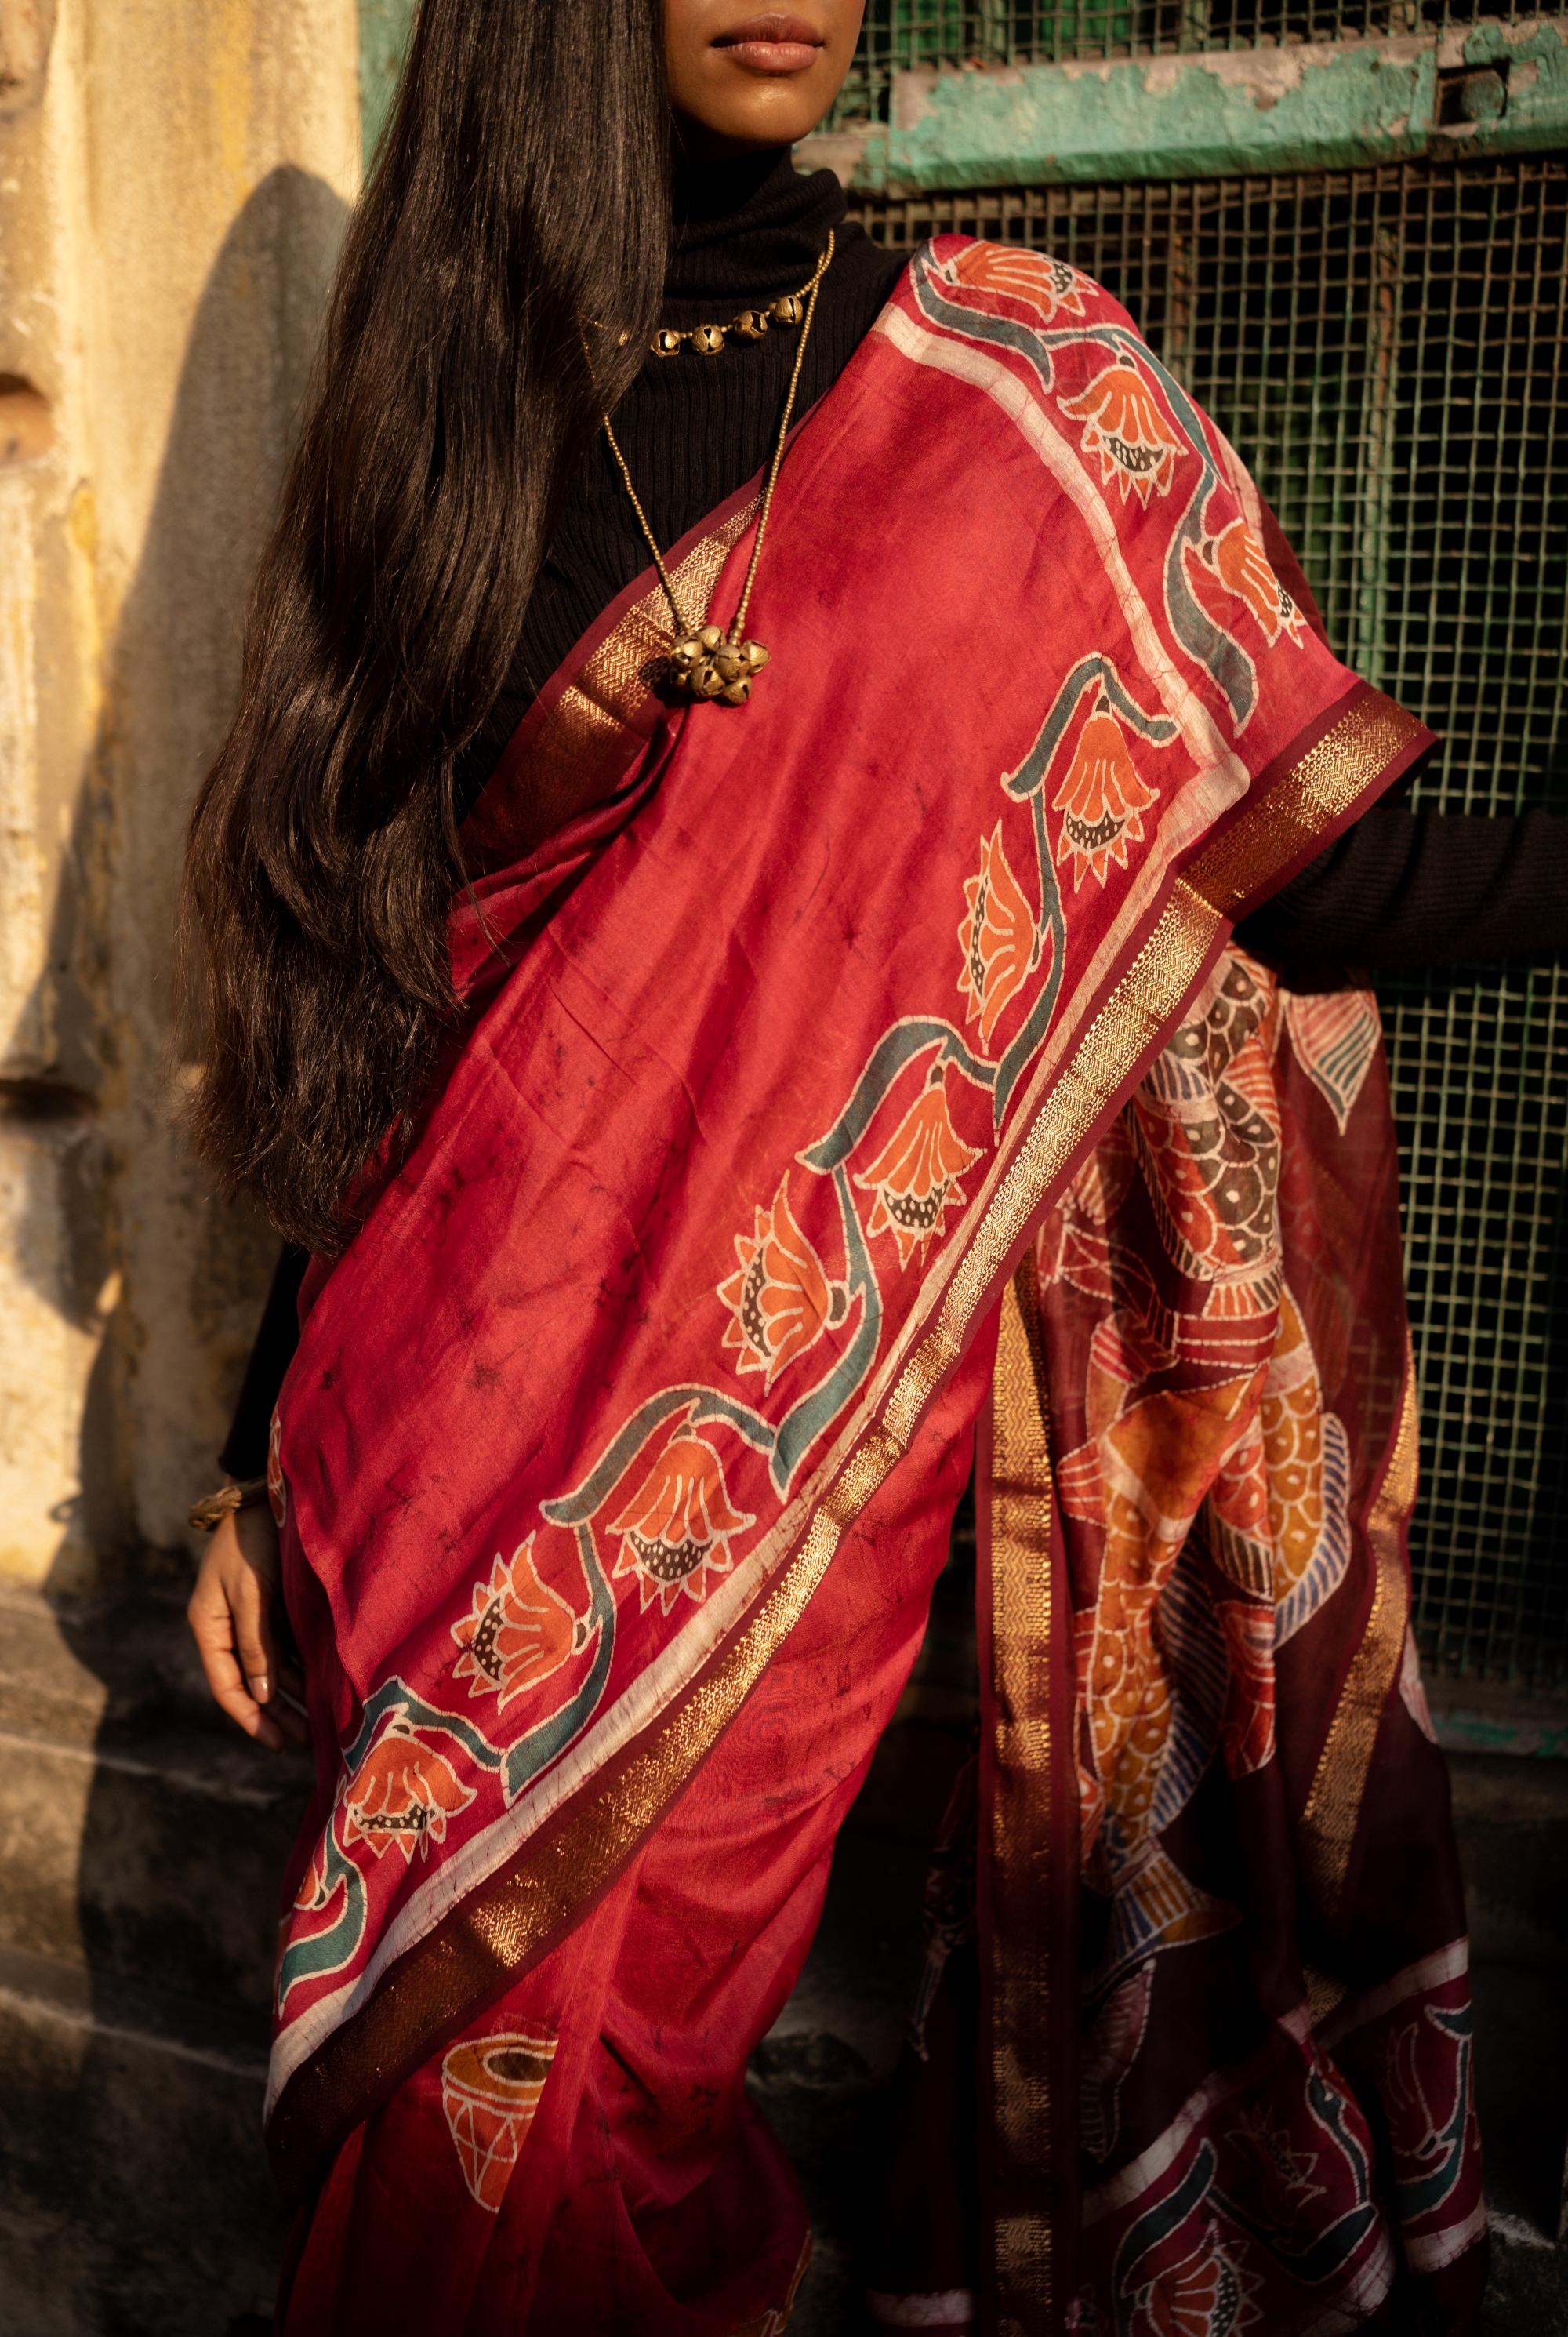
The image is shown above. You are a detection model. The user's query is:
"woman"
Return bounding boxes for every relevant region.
[182,4,1560,2331]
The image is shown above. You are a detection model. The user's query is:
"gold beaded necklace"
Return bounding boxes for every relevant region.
[648,244,827,358]
[599,230,834,707]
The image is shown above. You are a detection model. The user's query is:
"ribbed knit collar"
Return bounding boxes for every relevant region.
[663,147,848,318]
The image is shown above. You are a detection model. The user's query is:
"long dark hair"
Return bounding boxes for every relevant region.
[182,0,670,1255]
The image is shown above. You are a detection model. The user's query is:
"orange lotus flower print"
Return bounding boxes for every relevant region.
[958,822,1037,1045]
[441,2028,557,2212]
[1053,699,1159,888]
[950,242,1087,326]
[1060,362,1181,506]
[342,1721,476,1863]
[609,1433,756,1614]
[451,1536,586,1711]
[719,1177,844,1392]
[855,1074,983,1267]
[1210,518,1303,645]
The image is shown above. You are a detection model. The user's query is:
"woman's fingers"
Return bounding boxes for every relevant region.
[228,1520,278,1707]
[187,1510,291,1751]
[188,1558,285,1750]
[231,1507,311,1746]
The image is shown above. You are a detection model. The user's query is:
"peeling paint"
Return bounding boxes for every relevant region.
[1453,15,1568,153]
[804,19,1568,193]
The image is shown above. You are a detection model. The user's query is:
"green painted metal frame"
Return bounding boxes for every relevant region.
[804,16,1568,191]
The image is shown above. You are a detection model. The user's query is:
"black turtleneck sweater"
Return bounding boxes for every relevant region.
[217,151,1566,1478]
[451,151,908,810]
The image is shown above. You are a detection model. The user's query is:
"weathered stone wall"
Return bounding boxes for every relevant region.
[0,0,360,1588]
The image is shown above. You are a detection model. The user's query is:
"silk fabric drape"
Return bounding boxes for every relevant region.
[264,242,1467,2334]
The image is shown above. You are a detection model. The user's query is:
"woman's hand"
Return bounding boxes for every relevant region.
[187,1503,309,1752]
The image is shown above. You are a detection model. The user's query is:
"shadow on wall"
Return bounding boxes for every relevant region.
[12,168,347,2337]
[33,162,349,1574]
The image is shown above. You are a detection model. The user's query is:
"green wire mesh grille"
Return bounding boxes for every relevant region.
[830,0,1534,114]
[852,158,1568,1687]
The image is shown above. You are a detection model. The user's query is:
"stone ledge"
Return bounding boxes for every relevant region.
[0,1587,309,2015]
[0,1945,282,2337]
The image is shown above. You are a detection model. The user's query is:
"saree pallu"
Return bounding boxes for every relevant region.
[264,241,1477,2335]
[873,948,1483,2337]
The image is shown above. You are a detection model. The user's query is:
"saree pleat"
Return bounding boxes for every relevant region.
[962,948,1483,2335]
[263,239,1474,2335]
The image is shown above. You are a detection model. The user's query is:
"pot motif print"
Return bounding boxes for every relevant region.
[441,2028,557,2212]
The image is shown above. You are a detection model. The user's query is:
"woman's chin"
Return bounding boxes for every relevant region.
[674,85,833,153]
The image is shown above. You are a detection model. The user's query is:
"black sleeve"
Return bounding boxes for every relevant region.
[1237,805,1568,976]
[219,1244,310,1478]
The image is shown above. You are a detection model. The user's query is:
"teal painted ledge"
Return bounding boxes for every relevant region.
[800,15,1568,193]
[359,0,417,165]
[1457,14,1568,154]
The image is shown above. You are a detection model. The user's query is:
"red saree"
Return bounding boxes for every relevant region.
[265,242,1479,2335]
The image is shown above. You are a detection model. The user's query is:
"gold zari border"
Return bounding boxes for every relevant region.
[988,1270,1058,2335]
[1300,1340,1419,1921]
[270,685,1424,2183]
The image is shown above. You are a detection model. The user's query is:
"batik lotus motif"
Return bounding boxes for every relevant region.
[957,821,1037,1045]
[718,1178,843,1390]
[451,1536,586,1711]
[441,2028,557,2212]
[1053,699,1160,889]
[1227,2103,1327,2218]
[609,1433,756,1613]
[1129,2225,1258,2337]
[1209,517,1304,645]
[949,240,1088,325]
[855,1074,983,1267]
[342,1721,476,1863]
[1060,362,1181,506]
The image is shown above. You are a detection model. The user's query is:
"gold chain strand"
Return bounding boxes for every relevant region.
[600,229,834,707]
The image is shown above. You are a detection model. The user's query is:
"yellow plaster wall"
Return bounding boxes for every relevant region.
[0,0,360,1586]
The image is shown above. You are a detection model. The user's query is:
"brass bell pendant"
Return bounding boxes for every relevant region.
[668,623,770,707]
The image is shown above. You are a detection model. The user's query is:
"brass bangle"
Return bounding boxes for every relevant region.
[188,1477,269,1534]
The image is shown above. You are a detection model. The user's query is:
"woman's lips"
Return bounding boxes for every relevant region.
[713,13,825,73]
